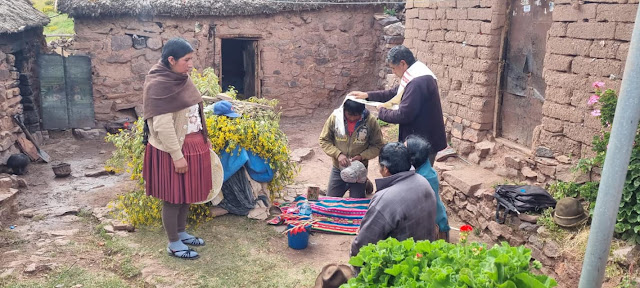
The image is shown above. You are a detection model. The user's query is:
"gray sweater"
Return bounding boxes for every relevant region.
[351,171,437,257]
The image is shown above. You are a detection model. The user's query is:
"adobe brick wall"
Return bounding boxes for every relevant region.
[538,0,638,160]
[404,0,508,150]
[68,6,382,121]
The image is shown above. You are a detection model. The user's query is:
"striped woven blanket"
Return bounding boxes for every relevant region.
[277,196,371,235]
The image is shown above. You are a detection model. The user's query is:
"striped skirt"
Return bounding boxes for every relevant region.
[143,133,212,204]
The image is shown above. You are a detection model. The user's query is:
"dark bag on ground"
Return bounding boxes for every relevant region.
[493,185,557,224]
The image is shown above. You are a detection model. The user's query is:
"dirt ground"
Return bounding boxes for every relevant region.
[0,115,530,287]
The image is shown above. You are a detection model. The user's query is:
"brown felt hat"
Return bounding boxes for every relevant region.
[313,264,354,288]
[553,197,589,228]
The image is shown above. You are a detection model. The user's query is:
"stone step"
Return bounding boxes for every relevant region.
[0,187,20,224]
[442,166,505,196]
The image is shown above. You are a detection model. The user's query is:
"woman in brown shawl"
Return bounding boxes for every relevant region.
[142,38,212,260]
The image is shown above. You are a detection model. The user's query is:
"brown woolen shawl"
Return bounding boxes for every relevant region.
[143,61,208,139]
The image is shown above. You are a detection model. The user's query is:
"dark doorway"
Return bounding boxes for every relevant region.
[221,39,259,100]
[499,0,552,147]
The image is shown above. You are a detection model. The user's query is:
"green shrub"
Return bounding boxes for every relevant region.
[344,238,557,288]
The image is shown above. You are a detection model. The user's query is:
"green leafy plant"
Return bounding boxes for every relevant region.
[547,181,599,214]
[583,82,640,244]
[344,238,557,287]
[383,6,397,16]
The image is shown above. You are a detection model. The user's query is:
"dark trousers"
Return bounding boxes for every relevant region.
[162,201,189,242]
[327,167,366,198]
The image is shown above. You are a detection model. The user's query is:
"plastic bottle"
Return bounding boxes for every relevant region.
[299,201,312,216]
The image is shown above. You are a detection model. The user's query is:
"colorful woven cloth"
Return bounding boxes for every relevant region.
[271,196,371,235]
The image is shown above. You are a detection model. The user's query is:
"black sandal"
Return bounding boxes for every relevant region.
[181,237,205,246]
[167,247,200,260]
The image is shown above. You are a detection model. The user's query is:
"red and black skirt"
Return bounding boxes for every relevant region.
[143,133,212,204]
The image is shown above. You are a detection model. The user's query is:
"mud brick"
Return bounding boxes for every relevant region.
[406,8,420,19]
[429,19,443,30]
[426,30,446,41]
[449,67,473,82]
[564,123,598,145]
[463,58,498,72]
[596,4,638,22]
[472,72,496,85]
[567,22,616,40]
[458,0,481,8]
[419,9,437,19]
[547,37,592,56]
[571,57,623,77]
[465,33,499,47]
[545,86,572,105]
[544,54,573,72]
[415,19,430,30]
[544,70,588,90]
[617,42,630,61]
[468,8,492,20]
[589,40,621,59]
[466,108,494,123]
[542,102,584,123]
[463,83,495,97]
[448,92,472,105]
[436,9,447,19]
[446,9,468,20]
[615,23,634,41]
[445,20,458,31]
[548,23,567,37]
[469,96,492,111]
[438,0,458,8]
[455,44,478,58]
[477,46,499,60]
[445,31,467,42]
[552,4,597,21]
[463,127,485,142]
[457,20,482,33]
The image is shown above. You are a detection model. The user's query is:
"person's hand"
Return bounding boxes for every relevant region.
[174,157,188,174]
[348,91,368,99]
[338,154,351,168]
[351,155,363,162]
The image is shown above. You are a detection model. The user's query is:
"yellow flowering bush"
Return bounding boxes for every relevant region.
[105,120,212,227]
[205,99,298,197]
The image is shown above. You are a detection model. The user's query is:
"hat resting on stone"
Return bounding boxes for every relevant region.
[313,264,354,288]
[553,197,589,228]
[213,100,241,118]
[340,160,367,184]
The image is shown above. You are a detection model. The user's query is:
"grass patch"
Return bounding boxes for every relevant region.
[536,208,568,242]
[130,215,319,287]
[32,0,75,42]
[0,267,128,288]
[382,124,399,143]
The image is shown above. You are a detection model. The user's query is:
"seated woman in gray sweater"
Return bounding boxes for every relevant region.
[350,142,437,257]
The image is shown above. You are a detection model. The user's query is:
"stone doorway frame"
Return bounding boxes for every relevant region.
[218,35,262,100]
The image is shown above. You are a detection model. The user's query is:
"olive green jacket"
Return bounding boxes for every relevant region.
[319,111,385,169]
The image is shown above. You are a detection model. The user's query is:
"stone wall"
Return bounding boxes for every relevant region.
[0,28,46,165]
[537,0,638,160]
[68,6,382,120]
[403,0,638,182]
[404,0,508,149]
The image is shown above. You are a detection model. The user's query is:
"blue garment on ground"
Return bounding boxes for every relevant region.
[416,161,450,232]
[219,146,249,182]
[245,150,275,182]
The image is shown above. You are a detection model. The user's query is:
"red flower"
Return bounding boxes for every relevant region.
[460,225,473,232]
[123,122,130,129]
[416,253,423,258]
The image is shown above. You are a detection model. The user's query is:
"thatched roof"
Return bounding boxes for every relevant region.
[57,0,401,18]
[0,0,50,34]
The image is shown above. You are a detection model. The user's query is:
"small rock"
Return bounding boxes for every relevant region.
[290,148,315,163]
[528,235,544,249]
[487,221,511,239]
[556,155,571,164]
[442,170,482,196]
[383,22,404,36]
[3,250,19,255]
[378,16,400,26]
[55,285,63,288]
[433,162,454,172]
[112,222,134,232]
[475,141,495,158]
[72,128,107,140]
[518,213,539,223]
[24,263,51,274]
[84,170,112,177]
[16,179,27,188]
[55,239,71,246]
[543,240,561,258]
[480,160,496,169]
[48,229,79,236]
[504,156,522,170]
[535,146,554,158]
[72,285,84,288]
[103,225,115,233]
[612,245,639,266]
[468,152,481,164]
[0,268,15,279]
[509,234,526,246]
[99,150,107,154]
[473,188,494,202]
[521,166,537,178]
[519,222,539,232]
